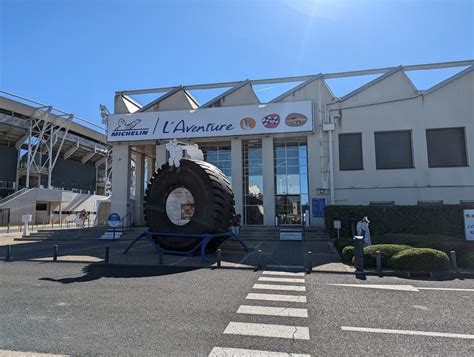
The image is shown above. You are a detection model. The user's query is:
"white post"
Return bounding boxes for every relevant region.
[231,139,243,218]
[26,125,32,188]
[111,143,131,220]
[262,137,275,226]
[134,153,145,226]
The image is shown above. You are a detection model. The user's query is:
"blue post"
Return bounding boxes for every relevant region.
[113,227,116,240]
[6,245,11,261]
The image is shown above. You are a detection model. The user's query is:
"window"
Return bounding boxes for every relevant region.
[242,140,263,225]
[375,130,413,169]
[201,143,232,183]
[426,127,467,167]
[339,133,363,170]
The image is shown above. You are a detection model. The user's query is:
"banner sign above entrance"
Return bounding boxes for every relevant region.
[107,101,313,142]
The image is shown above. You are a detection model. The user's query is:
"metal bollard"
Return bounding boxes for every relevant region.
[353,236,364,271]
[104,247,110,263]
[53,245,58,262]
[307,251,312,273]
[257,249,263,270]
[158,245,163,265]
[450,251,457,272]
[376,250,382,276]
[6,245,11,261]
[216,248,222,268]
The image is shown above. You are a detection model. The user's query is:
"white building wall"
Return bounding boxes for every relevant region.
[329,69,474,205]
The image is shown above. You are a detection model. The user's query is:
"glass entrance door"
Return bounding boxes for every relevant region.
[276,195,301,225]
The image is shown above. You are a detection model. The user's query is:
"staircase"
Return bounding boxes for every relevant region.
[238,226,280,241]
[20,226,108,241]
[237,226,329,241]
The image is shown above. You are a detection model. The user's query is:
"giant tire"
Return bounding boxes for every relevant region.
[144,159,235,251]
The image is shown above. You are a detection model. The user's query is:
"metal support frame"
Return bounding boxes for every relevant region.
[123,230,249,263]
[25,107,73,188]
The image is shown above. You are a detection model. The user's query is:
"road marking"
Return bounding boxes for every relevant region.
[329,284,419,292]
[246,293,307,303]
[253,284,306,292]
[329,284,474,293]
[224,322,310,340]
[417,287,474,292]
[341,326,474,339]
[262,271,305,277]
[0,351,69,356]
[267,264,304,269]
[259,277,306,284]
[209,347,310,357]
[237,305,308,318]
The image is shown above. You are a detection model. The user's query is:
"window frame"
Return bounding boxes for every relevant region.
[426,127,468,168]
[338,132,364,171]
[374,129,414,170]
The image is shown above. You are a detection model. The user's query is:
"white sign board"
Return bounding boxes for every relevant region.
[21,214,32,223]
[107,101,313,142]
[464,209,474,241]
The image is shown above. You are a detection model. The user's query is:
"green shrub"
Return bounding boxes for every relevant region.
[325,204,473,239]
[341,246,354,263]
[459,252,474,270]
[335,238,354,254]
[391,248,450,272]
[372,233,474,258]
[363,244,412,268]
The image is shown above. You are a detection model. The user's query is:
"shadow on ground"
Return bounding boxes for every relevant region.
[39,263,200,284]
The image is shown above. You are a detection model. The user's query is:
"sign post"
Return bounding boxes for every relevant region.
[107,213,121,240]
[464,209,474,241]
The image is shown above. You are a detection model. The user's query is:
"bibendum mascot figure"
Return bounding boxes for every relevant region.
[356,216,371,246]
[166,139,183,167]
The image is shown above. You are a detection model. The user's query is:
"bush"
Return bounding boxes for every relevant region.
[341,246,354,263]
[372,233,474,258]
[325,204,473,239]
[391,248,450,272]
[459,252,474,270]
[335,238,354,254]
[363,244,412,268]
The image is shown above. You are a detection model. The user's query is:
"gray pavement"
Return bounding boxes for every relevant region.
[1,261,473,356]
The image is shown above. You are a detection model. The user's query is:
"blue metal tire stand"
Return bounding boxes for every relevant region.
[123,230,249,263]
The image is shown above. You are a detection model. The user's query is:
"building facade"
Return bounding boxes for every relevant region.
[108,61,474,227]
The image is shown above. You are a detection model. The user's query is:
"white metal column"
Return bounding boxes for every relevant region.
[111,143,131,221]
[231,139,243,217]
[134,153,145,226]
[262,137,275,226]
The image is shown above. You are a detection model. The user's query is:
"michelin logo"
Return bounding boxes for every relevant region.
[111,118,149,137]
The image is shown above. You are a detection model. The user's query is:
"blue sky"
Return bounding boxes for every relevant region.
[1,0,473,131]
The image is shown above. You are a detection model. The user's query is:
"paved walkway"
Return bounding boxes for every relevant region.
[0,234,351,272]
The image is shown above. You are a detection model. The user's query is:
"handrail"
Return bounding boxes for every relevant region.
[121,212,131,231]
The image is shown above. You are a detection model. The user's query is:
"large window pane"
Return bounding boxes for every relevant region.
[243,140,263,224]
[426,127,467,167]
[375,130,413,169]
[339,133,363,170]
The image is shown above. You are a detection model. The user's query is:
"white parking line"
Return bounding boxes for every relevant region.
[0,351,69,356]
[208,347,310,357]
[253,284,306,292]
[341,326,474,339]
[224,322,310,340]
[417,287,474,292]
[246,293,307,303]
[237,305,308,318]
[259,277,306,284]
[262,271,305,277]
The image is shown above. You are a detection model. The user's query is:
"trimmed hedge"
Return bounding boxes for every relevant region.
[325,204,473,239]
[392,248,450,272]
[459,252,474,270]
[335,238,354,254]
[372,233,474,259]
[341,246,354,263]
[363,244,412,268]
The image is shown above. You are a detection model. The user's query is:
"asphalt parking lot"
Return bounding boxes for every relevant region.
[1,261,473,356]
